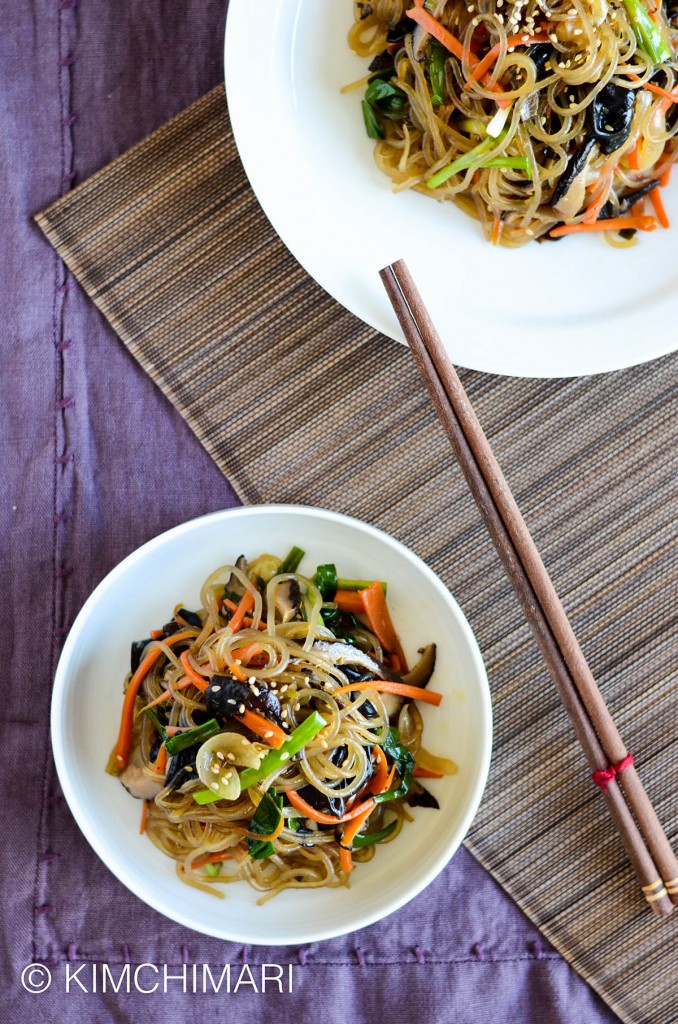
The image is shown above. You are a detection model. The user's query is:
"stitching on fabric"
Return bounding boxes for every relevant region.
[34,0,78,964]
[472,942,486,961]
[52,953,563,967]
[297,947,308,966]
[530,939,544,960]
[354,948,366,967]
[413,945,426,964]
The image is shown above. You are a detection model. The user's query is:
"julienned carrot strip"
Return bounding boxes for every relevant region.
[627,137,641,170]
[644,82,678,105]
[468,32,549,83]
[236,708,286,749]
[287,790,375,825]
[191,851,235,869]
[491,212,503,246]
[649,186,669,228]
[583,163,615,224]
[236,642,264,665]
[659,165,673,187]
[228,591,255,633]
[149,628,164,640]
[341,803,375,849]
[413,767,444,779]
[139,800,149,834]
[229,660,248,682]
[407,3,511,107]
[222,597,267,631]
[114,630,194,771]
[179,651,209,693]
[334,590,365,615]
[154,742,168,776]
[339,846,354,873]
[549,215,657,238]
[141,676,194,711]
[359,580,409,672]
[333,679,443,706]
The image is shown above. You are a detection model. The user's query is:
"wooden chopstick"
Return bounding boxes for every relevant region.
[380,258,676,917]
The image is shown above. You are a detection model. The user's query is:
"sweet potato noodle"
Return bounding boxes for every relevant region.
[348,0,678,244]
[109,554,456,901]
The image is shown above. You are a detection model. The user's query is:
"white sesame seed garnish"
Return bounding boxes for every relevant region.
[221,774,231,784]
[238,704,246,714]
[211,782,219,791]
[280,752,290,761]
[211,684,221,693]
[216,750,225,760]
[227,752,236,761]
[227,698,236,705]
[264,730,274,738]
[573,27,582,34]
[280,685,288,694]
[211,763,220,773]
[185,765,193,772]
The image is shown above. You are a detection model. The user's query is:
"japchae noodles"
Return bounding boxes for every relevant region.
[348,0,678,244]
[108,548,456,900]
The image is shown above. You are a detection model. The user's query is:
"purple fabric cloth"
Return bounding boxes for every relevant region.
[0,2,621,1021]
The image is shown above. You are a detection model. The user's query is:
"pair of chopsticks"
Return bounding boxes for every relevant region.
[380,259,677,917]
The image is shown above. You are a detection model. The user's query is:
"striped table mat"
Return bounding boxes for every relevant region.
[36,86,678,1024]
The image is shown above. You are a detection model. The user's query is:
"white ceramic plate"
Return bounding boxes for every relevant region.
[224,0,678,378]
[51,505,491,945]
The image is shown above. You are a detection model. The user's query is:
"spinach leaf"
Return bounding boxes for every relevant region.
[315,563,338,601]
[373,727,415,803]
[247,792,283,860]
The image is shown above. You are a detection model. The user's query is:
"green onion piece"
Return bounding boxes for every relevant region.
[192,711,328,804]
[193,788,222,806]
[336,578,387,594]
[622,0,670,63]
[247,792,284,861]
[352,819,398,848]
[239,711,327,790]
[429,40,446,107]
[204,861,222,877]
[484,156,532,178]
[279,545,305,574]
[426,133,505,188]
[164,718,220,756]
[314,563,338,601]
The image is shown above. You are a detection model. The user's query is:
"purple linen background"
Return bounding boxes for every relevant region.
[0,2,622,1021]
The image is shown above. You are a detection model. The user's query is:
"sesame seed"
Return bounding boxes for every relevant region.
[227,698,236,705]
[569,101,577,108]
[604,123,613,131]
[226,752,236,761]
[280,752,290,761]
[264,730,274,738]
[211,684,221,693]
[217,751,225,760]
[280,685,288,694]
[211,763,220,773]
[549,32,558,41]
[497,0,503,7]
[235,658,242,665]
[221,774,231,784]
[568,7,577,13]
[471,16,479,25]
[573,27,582,34]
[468,4,475,10]
[569,93,575,101]
[250,685,260,696]
[238,704,246,714]
[211,782,219,791]
[185,765,193,772]
[294,702,301,711]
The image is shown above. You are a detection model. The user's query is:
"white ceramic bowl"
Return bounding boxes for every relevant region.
[51,505,492,944]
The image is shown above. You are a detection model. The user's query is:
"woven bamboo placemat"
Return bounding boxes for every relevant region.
[36,86,677,1024]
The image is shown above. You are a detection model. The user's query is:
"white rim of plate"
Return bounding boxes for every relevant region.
[224,0,678,379]
[51,504,493,944]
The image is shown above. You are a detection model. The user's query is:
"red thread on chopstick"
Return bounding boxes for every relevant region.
[592,753,635,790]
